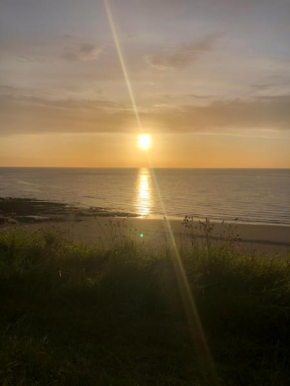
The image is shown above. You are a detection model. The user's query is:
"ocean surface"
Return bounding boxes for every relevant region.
[0,168,290,226]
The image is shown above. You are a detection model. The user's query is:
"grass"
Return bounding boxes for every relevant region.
[0,221,290,385]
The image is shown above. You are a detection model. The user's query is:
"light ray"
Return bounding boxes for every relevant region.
[148,164,219,385]
[103,0,142,131]
[103,2,219,383]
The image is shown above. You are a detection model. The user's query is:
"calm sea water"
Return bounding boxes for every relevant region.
[0,168,290,225]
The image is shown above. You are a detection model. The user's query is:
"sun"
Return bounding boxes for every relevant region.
[138,134,152,150]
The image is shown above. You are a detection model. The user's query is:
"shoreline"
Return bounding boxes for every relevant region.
[1,197,290,254]
[147,213,290,228]
[17,216,290,255]
[0,197,138,224]
[1,196,290,227]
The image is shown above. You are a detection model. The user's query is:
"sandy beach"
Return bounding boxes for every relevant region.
[1,198,289,255]
[27,217,290,254]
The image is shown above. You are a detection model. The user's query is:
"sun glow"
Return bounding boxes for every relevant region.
[138,134,152,150]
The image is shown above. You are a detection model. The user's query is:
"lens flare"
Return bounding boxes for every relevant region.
[103,2,219,383]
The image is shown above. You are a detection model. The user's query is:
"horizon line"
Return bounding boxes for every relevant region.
[0,166,290,170]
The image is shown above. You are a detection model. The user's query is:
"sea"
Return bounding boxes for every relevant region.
[0,168,290,226]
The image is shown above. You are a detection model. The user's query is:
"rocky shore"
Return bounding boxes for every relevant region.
[0,197,137,225]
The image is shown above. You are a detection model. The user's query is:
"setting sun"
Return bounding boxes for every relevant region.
[138,134,152,150]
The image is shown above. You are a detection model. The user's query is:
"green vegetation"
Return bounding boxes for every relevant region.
[1,223,290,385]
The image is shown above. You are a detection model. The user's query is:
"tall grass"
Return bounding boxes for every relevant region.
[0,222,290,385]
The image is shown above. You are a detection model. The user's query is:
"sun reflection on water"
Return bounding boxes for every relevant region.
[136,168,151,217]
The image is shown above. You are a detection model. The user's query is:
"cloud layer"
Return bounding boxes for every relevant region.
[1,84,290,136]
[146,34,219,70]
[62,43,102,62]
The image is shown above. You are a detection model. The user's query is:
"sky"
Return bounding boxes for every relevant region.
[0,0,290,168]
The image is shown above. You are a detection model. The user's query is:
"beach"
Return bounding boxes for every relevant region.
[2,197,290,385]
[1,198,289,255]
[26,217,290,255]
[2,198,290,385]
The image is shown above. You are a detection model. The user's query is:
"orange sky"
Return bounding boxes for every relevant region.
[0,132,289,168]
[1,0,290,168]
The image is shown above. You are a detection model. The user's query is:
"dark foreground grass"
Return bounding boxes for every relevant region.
[0,226,290,385]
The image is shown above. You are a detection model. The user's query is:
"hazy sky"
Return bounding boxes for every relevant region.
[1,0,290,167]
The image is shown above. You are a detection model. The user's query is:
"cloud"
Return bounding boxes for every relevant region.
[157,96,290,132]
[62,43,102,62]
[145,34,220,70]
[0,87,132,136]
[0,36,103,64]
[250,83,272,91]
[1,85,290,136]
[190,94,215,100]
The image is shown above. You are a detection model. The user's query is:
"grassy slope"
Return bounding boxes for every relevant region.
[0,225,290,385]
